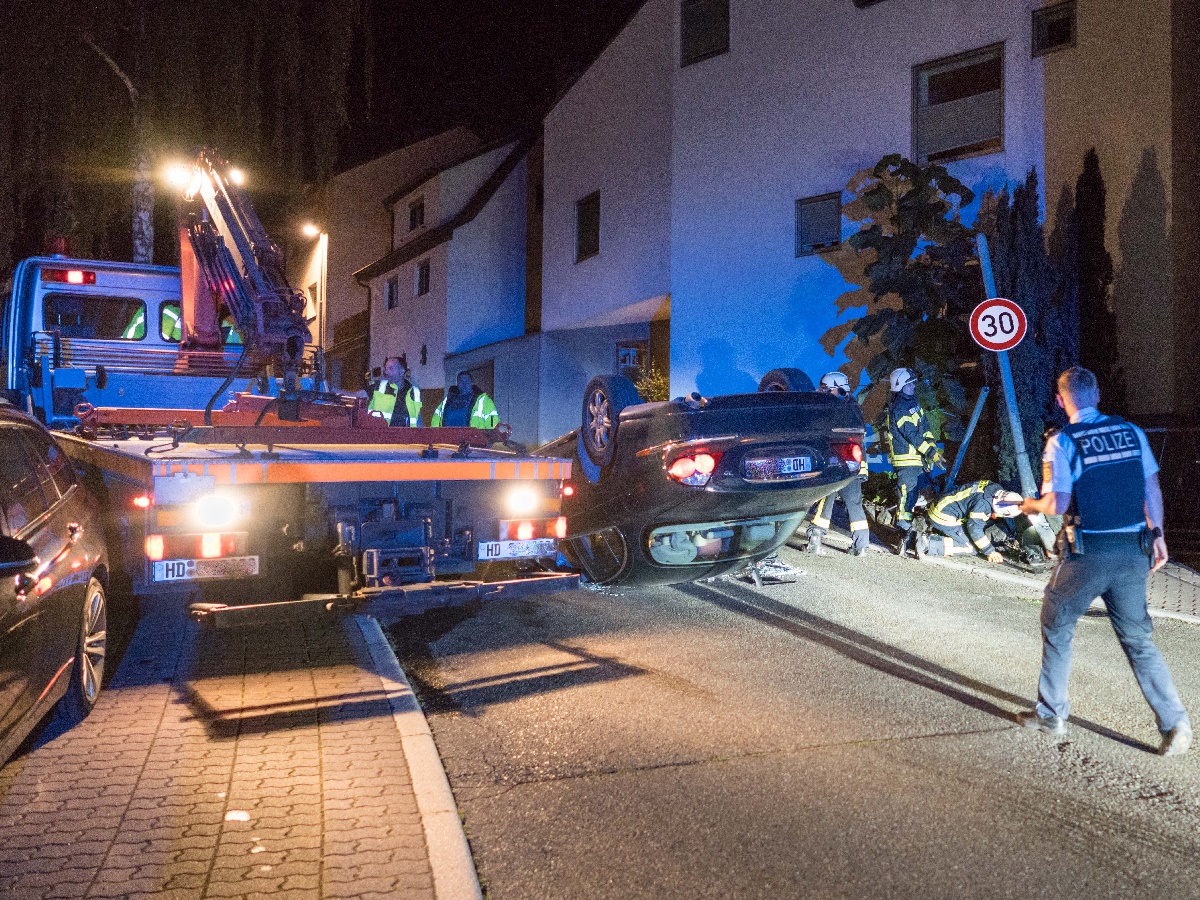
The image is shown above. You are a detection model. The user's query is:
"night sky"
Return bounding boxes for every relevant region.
[340,0,645,169]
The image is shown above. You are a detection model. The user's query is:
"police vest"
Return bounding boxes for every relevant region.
[1062,416,1145,532]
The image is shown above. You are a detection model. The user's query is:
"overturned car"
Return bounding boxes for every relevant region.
[537,369,866,587]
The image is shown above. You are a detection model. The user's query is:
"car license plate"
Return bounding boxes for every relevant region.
[153,556,260,582]
[477,539,557,561]
[743,455,813,481]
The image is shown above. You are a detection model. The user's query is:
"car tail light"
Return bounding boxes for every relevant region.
[832,441,863,473]
[41,268,97,285]
[667,451,722,486]
[553,516,568,539]
[132,494,153,509]
[145,535,165,561]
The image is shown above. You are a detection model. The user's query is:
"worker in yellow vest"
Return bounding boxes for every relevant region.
[431,371,498,429]
[365,355,422,426]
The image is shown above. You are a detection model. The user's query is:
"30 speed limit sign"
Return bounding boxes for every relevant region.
[969,297,1027,352]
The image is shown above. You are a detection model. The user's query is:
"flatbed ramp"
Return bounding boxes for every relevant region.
[0,594,475,900]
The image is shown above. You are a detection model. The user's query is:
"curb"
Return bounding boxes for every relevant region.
[354,615,484,900]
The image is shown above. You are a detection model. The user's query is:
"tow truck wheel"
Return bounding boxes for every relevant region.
[758,368,815,393]
[581,375,641,467]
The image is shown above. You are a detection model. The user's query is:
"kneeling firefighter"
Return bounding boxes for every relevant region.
[806,371,870,556]
[917,480,1023,561]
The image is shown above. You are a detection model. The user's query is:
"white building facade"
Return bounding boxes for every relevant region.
[540,0,1048,408]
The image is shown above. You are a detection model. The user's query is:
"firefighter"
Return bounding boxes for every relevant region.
[431,371,498,429]
[364,355,422,426]
[1015,366,1190,754]
[883,367,943,554]
[916,480,1022,561]
[806,371,870,556]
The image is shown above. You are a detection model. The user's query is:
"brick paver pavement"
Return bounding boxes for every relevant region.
[0,597,438,900]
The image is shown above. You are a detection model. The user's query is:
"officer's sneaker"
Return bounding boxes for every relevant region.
[1159,722,1193,757]
[1016,710,1068,736]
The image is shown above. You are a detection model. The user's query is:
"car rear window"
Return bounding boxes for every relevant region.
[0,428,49,533]
[20,427,76,499]
[43,292,147,340]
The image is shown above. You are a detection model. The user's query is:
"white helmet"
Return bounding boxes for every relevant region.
[819,371,851,395]
[991,490,1023,518]
[889,367,916,392]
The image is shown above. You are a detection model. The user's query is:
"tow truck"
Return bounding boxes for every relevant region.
[0,150,576,626]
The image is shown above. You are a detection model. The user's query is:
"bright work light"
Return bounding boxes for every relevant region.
[505,486,540,517]
[194,493,242,529]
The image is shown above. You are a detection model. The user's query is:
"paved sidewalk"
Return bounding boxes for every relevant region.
[0,596,479,900]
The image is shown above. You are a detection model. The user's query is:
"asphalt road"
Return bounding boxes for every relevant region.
[390,546,1200,900]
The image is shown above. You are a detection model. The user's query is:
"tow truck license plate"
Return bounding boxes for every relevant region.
[743,455,812,480]
[153,556,260,582]
[478,539,557,561]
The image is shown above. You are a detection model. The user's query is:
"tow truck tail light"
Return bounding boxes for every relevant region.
[132,494,153,509]
[200,533,222,559]
[498,518,568,541]
[145,535,165,561]
[41,268,96,285]
[516,521,534,541]
[553,516,568,539]
[562,484,575,498]
[667,451,722,486]
[832,441,864,473]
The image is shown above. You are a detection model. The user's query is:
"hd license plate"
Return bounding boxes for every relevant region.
[743,455,813,481]
[477,539,557,561]
[153,556,260,582]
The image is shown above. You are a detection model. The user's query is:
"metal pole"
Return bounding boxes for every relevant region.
[976,234,1057,552]
[946,386,989,489]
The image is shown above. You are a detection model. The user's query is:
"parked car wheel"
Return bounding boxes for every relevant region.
[55,578,107,726]
[581,375,641,467]
[758,368,814,393]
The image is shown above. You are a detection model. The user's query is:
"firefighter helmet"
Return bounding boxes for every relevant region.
[818,371,851,395]
[889,367,916,392]
[991,490,1023,518]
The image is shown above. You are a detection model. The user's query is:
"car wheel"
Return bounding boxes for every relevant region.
[758,368,815,393]
[56,578,107,726]
[581,375,641,467]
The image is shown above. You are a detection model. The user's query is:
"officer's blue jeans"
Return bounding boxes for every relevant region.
[1036,537,1189,732]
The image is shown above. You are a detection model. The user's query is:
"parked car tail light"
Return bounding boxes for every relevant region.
[667,451,722,486]
[831,441,863,473]
[145,534,165,561]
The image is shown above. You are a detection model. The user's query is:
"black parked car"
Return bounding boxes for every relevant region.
[0,408,109,764]
[537,370,865,586]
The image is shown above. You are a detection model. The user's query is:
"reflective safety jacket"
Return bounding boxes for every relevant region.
[929,480,1003,553]
[431,389,498,429]
[884,395,937,468]
[368,378,422,427]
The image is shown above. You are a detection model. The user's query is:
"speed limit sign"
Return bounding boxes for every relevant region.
[969,297,1027,352]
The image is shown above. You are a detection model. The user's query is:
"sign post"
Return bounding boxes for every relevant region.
[973,234,1056,552]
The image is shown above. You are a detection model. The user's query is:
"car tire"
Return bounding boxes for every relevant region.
[758,368,815,393]
[581,375,641,467]
[55,577,107,726]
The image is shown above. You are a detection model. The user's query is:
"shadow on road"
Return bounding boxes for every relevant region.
[676,579,1155,753]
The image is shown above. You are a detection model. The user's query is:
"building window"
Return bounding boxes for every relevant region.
[1033,2,1075,56]
[795,193,842,257]
[385,275,399,310]
[409,197,425,231]
[415,259,431,297]
[576,192,600,262]
[913,44,1004,165]
[616,340,648,379]
[680,0,729,67]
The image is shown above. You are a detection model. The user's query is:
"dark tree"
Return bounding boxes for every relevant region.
[1075,148,1126,414]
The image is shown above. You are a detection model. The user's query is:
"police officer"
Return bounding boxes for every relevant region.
[1017,366,1190,756]
[431,371,498,429]
[883,367,942,554]
[806,371,870,557]
[365,355,422,426]
[916,480,1021,561]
